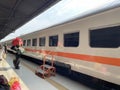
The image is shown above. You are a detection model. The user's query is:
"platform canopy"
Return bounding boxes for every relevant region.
[0,0,60,40]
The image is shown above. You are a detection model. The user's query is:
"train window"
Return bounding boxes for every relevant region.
[39,37,45,46]
[49,35,58,46]
[64,32,79,47]
[27,39,31,46]
[32,38,37,46]
[90,25,120,48]
[23,40,26,46]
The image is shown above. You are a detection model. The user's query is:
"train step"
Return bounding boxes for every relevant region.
[35,68,49,79]
[35,64,56,79]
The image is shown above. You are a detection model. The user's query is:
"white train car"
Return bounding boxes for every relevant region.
[7,6,120,89]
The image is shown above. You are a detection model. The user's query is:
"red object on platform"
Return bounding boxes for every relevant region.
[12,37,23,46]
[11,81,21,90]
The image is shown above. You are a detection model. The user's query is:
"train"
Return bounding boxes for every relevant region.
[4,6,120,89]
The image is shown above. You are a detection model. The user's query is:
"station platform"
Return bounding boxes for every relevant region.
[0,50,57,90]
[0,49,92,90]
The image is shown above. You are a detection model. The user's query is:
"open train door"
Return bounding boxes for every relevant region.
[12,37,23,46]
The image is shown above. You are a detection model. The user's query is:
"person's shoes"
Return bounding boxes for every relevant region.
[15,66,20,69]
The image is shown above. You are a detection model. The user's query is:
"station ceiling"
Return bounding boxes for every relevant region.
[0,0,60,40]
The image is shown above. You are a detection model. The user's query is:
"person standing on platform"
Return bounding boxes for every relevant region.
[13,45,24,69]
[4,43,7,54]
[0,45,4,60]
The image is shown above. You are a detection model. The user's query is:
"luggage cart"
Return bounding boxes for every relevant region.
[35,51,56,78]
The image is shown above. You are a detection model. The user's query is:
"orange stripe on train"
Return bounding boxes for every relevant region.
[25,48,120,66]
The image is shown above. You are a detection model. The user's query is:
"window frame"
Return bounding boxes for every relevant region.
[49,35,58,47]
[63,32,79,47]
[39,37,46,46]
[89,25,120,48]
[32,38,37,46]
[27,39,31,46]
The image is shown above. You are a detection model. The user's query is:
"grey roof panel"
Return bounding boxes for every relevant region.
[0,0,60,40]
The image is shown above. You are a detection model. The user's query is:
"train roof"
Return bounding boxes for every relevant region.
[20,4,120,37]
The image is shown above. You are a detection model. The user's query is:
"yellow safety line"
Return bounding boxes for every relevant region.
[46,78,68,90]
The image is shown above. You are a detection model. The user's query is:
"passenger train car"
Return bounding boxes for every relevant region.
[6,6,120,89]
